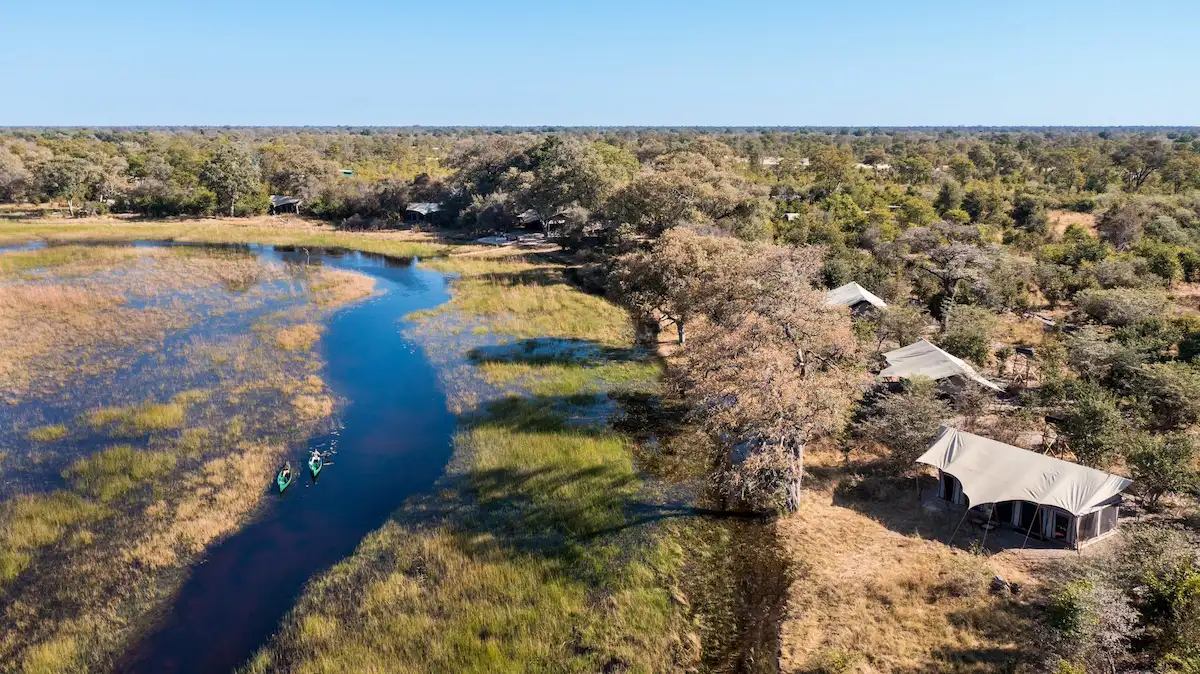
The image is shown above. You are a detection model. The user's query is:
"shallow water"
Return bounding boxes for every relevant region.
[107,245,456,673]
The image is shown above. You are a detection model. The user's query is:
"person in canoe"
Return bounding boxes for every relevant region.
[276,461,294,492]
[308,449,326,477]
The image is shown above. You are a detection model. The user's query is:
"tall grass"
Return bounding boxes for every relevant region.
[0,219,452,259]
[26,424,68,442]
[85,401,187,435]
[0,492,106,584]
[64,444,177,501]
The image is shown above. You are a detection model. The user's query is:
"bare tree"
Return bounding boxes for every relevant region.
[675,239,862,512]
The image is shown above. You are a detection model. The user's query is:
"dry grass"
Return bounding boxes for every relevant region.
[1047,209,1098,237]
[778,448,1039,673]
[290,394,334,420]
[127,441,281,568]
[308,268,376,308]
[0,215,455,259]
[274,323,323,351]
[0,280,188,400]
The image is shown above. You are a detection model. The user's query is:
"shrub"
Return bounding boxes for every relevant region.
[1130,362,1200,430]
[1075,288,1168,327]
[1047,577,1139,674]
[939,304,997,365]
[854,377,951,471]
[1057,381,1126,468]
[1127,432,1199,510]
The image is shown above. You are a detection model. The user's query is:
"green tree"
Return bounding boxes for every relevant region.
[200,144,261,217]
[933,180,964,214]
[854,377,950,471]
[33,156,96,216]
[939,304,996,365]
[1057,382,1126,468]
[1127,432,1199,510]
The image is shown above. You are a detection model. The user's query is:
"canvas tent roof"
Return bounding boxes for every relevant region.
[406,202,441,215]
[880,339,1002,391]
[269,195,301,208]
[917,426,1132,516]
[826,282,888,309]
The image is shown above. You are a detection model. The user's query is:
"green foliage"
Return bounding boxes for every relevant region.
[200,144,262,216]
[63,444,177,501]
[1058,381,1126,468]
[939,304,996,365]
[1126,432,1198,509]
[1075,288,1168,327]
[1130,362,1200,430]
[854,377,950,471]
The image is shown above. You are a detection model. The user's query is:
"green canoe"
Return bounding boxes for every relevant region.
[276,464,294,493]
[308,454,324,478]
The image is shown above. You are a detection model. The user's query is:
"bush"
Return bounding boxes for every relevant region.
[1057,381,1126,468]
[1047,577,1139,674]
[1127,432,1198,510]
[939,304,997,364]
[854,377,951,471]
[1075,288,1168,327]
[1130,362,1200,430]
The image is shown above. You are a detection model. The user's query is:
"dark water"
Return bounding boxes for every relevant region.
[117,246,457,673]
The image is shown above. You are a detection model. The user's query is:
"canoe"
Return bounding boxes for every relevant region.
[308,455,323,478]
[276,466,294,493]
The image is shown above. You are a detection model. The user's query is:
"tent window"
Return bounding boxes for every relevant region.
[1078,512,1099,542]
[1099,506,1119,535]
[1018,501,1039,534]
[995,501,1014,526]
[1051,511,1070,540]
[940,472,955,501]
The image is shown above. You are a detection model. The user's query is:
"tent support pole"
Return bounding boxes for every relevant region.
[1021,504,1042,549]
[948,509,971,545]
[979,504,991,552]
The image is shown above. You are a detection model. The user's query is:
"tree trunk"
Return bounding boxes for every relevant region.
[67,199,75,217]
[229,191,236,217]
[785,442,804,513]
[676,320,685,346]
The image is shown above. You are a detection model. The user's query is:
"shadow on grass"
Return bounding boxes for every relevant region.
[467,337,653,368]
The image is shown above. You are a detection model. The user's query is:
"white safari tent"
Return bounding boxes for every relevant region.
[881,339,1002,392]
[825,282,888,312]
[919,426,1132,549]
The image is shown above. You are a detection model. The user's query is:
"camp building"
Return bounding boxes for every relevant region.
[881,338,1002,392]
[825,281,887,314]
[919,426,1132,549]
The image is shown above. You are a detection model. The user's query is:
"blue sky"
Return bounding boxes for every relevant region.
[1,0,1197,126]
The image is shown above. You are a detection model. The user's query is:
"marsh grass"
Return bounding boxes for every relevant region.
[0,492,107,583]
[273,323,323,351]
[85,402,187,435]
[245,395,693,674]
[244,254,698,673]
[477,360,661,397]
[64,445,177,502]
[0,218,453,259]
[0,245,139,280]
[308,268,376,308]
[417,254,632,345]
[26,425,68,443]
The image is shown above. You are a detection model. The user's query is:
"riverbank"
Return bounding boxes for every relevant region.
[242,248,709,672]
[2,219,762,673]
[0,213,454,260]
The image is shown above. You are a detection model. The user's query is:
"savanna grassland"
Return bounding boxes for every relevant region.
[0,236,376,673]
